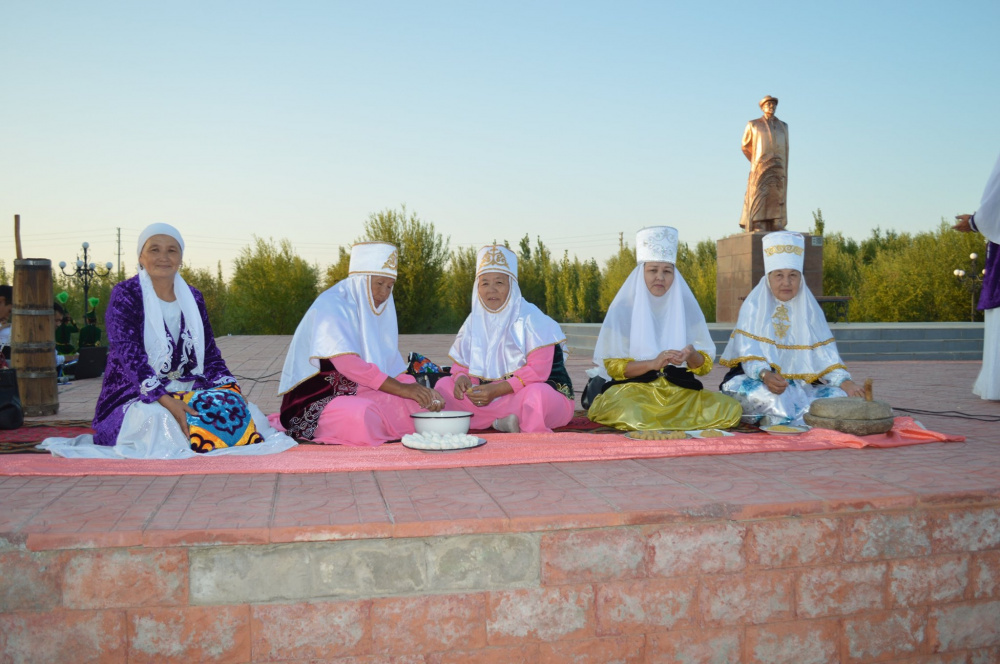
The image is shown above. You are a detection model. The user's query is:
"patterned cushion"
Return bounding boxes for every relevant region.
[179,385,263,453]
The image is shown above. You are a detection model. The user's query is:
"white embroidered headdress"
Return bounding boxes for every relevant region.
[278,241,406,394]
[475,244,518,280]
[762,231,805,274]
[592,226,714,381]
[636,226,679,264]
[349,241,398,278]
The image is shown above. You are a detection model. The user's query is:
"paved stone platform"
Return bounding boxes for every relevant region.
[2,335,999,662]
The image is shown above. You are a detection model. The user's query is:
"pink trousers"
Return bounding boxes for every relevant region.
[269,375,422,446]
[434,376,574,433]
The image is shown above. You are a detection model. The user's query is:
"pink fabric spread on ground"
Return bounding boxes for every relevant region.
[0,417,961,477]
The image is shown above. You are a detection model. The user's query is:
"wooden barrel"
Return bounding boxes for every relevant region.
[11,258,59,416]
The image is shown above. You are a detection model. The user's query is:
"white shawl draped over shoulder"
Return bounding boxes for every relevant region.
[278,275,407,394]
[138,268,205,377]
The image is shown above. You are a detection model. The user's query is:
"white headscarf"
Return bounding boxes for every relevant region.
[449,245,567,380]
[278,242,406,394]
[719,273,847,382]
[136,223,205,378]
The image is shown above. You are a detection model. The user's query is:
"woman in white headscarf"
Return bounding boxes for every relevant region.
[273,241,444,445]
[41,223,295,459]
[719,231,863,426]
[436,245,574,433]
[588,227,742,431]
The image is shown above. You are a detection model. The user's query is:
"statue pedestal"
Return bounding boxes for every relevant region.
[715,232,823,323]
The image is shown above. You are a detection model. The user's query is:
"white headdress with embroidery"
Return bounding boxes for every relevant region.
[762,231,805,274]
[593,226,714,380]
[449,244,566,380]
[279,241,406,394]
[636,225,679,264]
[720,233,847,381]
[349,241,399,278]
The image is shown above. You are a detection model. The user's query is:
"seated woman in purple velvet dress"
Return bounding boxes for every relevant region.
[41,223,295,459]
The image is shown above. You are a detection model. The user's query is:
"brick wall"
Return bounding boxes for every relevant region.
[2,503,999,662]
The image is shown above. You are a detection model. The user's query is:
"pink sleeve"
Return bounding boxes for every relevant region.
[506,345,554,393]
[332,354,389,390]
[450,363,478,383]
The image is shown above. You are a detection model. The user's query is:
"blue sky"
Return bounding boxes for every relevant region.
[2,1,999,277]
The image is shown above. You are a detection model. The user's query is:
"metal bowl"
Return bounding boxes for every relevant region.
[410,410,473,435]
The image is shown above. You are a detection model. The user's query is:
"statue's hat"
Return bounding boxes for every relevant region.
[759,95,778,109]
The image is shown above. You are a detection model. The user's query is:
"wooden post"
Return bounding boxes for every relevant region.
[14,214,22,260]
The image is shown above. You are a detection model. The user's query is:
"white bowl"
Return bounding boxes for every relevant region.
[411,410,472,435]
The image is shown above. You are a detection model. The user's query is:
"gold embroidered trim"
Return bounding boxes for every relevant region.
[478,245,510,270]
[382,250,398,270]
[719,356,848,383]
[731,329,836,350]
[763,244,804,257]
[348,269,397,278]
[365,276,388,316]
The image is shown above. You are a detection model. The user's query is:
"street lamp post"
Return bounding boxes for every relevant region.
[59,242,114,319]
[953,252,986,322]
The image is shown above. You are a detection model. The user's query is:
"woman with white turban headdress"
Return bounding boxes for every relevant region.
[588,226,742,431]
[273,241,445,445]
[719,231,864,425]
[435,244,575,433]
[41,223,295,458]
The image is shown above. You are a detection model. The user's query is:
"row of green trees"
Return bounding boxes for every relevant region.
[13,206,990,336]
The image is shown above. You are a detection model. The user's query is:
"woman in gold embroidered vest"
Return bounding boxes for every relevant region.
[719,231,863,426]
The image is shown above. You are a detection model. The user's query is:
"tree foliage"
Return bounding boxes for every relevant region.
[322,247,351,291]
[225,237,319,334]
[849,222,986,322]
[359,206,451,334]
[517,235,552,313]
[181,262,227,334]
[47,209,986,338]
[675,239,717,322]
[599,244,636,314]
[441,246,478,329]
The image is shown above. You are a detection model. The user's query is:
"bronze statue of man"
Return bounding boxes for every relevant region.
[739,95,788,232]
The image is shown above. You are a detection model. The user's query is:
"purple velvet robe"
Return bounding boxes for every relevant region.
[979,241,999,311]
[92,275,235,446]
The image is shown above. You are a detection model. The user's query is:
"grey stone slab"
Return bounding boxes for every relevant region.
[190,539,427,604]
[836,340,902,354]
[190,534,542,605]
[832,328,885,341]
[426,534,540,592]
